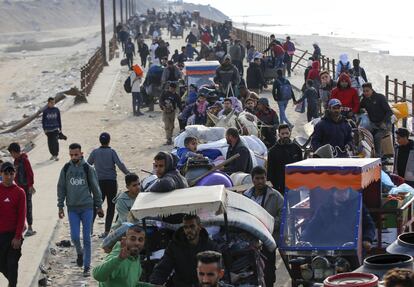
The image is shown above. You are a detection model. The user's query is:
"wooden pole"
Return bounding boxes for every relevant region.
[100,0,108,66]
[332,59,336,79]
[394,78,398,102]
[385,75,389,101]
[120,0,123,24]
[403,81,407,127]
[113,0,117,37]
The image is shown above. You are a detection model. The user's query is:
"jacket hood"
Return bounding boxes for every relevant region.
[311,61,320,70]
[159,152,177,173]
[339,53,349,64]
[19,153,29,160]
[69,157,87,167]
[337,73,352,87]
[173,226,210,246]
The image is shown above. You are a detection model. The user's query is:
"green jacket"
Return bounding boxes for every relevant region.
[111,191,136,230]
[93,242,153,287]
[57,158,102,211]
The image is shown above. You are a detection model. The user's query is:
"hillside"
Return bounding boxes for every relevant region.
[0,0,228,34]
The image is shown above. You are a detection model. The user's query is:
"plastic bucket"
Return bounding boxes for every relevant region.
[323,272,378,287]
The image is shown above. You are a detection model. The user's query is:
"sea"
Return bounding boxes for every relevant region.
[188,0,414,57]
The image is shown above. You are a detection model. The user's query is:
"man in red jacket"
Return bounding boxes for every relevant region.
[8,143,36,236]
[330,72,360,118]
[0,162,26,287]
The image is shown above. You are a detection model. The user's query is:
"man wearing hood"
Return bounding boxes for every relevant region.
[335,53,351,79]
[149,214,218,287]
[312,43,321,61]
[330,72,360,117]
[267,124,303,193]
[306,61,321,89]
[246,55,267,94]
[350,59,368,83]
[214,54,240,98]
[57,143,104,277]
[147,151,188,193]
[8,143,35,237]
[311,99,353,158]
[256,98,279,148]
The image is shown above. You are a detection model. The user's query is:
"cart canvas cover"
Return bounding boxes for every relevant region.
[183,61,220,76]
[285,158,381,190]
[131,185,227,219]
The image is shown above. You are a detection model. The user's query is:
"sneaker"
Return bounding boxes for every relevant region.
[50,156,55,160]
[76,254,83,267]
[25,228,37,237]
[83,267,91,277]
[98,232,109,239]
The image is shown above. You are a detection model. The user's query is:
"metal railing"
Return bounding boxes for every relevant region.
[385,76,413,127]
[80,47,104,96]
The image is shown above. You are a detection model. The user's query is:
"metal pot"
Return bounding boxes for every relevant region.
[386,232,414,256]
[353,254,413,279]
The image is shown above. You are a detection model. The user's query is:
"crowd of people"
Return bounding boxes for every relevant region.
[1,7,414,287]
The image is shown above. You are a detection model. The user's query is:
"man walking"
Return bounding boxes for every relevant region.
[87,133,130,238]
[125,38,136,70]
[360,82,394,158]
[130,65,144,116]
[394,128,414,187]
[57,143,104,277]
[8,142,36,236]
[244,166,284,287]
[159,82,182,145]
[42,97,62,161]
[0,162,26,287]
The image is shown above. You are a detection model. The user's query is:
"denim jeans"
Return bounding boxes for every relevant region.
[68,208,93,268]
[278,100,292,126]
[132,92,143,115]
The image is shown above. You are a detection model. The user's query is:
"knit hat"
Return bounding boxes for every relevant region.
[257,98,269,107]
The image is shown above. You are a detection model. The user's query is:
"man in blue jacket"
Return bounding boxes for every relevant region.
[311,99,353,158]
[42,97,62,161]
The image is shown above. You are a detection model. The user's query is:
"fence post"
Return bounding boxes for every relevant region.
[385,75,389,101]
[403,81,407,127]
[327,57,330,73]
[394,78,398,103]
[321,55,325,70]
[332,59,336,79]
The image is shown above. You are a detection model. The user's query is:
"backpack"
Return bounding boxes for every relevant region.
[63,162,90,189]
[277,79,292,101]
[124,77,132,93]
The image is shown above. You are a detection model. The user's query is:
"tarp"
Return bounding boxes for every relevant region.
[285,158,381,190]
[131,185,227,219]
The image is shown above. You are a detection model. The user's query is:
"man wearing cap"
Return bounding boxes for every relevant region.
[160,82,183,145]
[256,97,279,148]
[214,54,240,97]
[311,99,353,157]
[246,55,267,94]
[0,162,26,287]
[360,82,394,158]
[87,133,130,238]
[394,128,414,187]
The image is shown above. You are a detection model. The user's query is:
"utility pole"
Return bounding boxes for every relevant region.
[125,0,128,22]
[120,0,123,24]
[113,0,117,37]
[100,0,108,66]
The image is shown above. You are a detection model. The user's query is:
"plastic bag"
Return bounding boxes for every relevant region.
[295,99,306,113]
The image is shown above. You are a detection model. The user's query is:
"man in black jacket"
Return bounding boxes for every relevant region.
[223,128,253,174]
[267,124,303,193]
[214,55,240,97]
[149,215,218,286]
[360,82,394,158]
[159,82,183,145]
[148,151,188,193]
[246,56,267,94]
